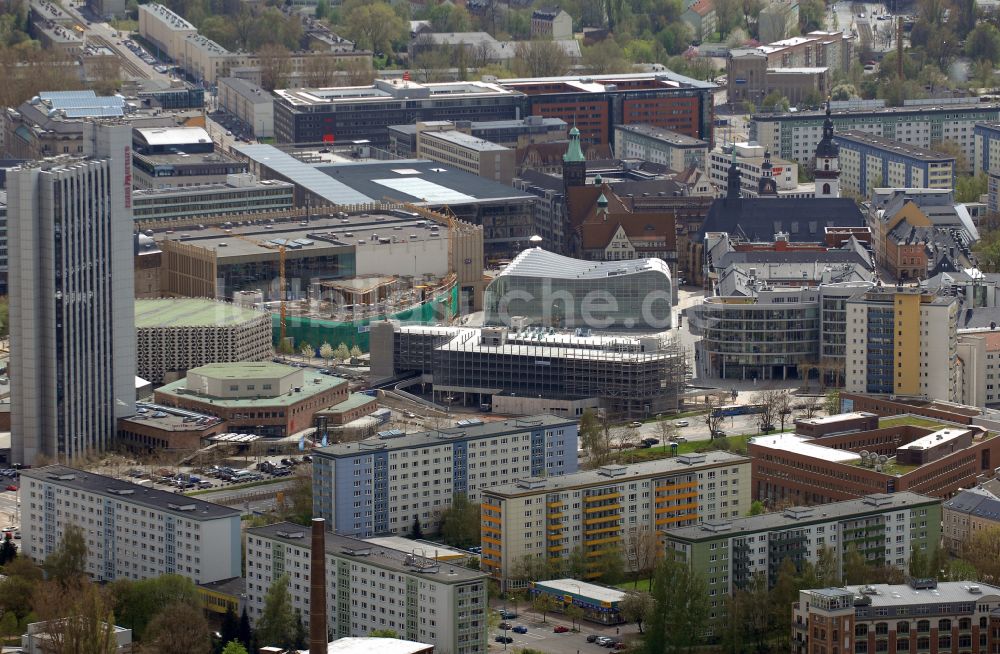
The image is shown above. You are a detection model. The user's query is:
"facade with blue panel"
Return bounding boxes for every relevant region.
[835,131,955,197]
[21,465,241,584]
[975,122,1000,177]
[313,415,579,538]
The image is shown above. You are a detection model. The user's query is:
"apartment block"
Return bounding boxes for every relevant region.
[480,453,751,589]
[312,415,579,538]
[246,522,488,654]
[613,124,709,172]
[836,131,956,196]
[844,287,959,402]
[974,121,1000,177]
[707,142,805,197]
[21,465,241,584]
[942,487,1000,554]
[664,492,942,625]
[793,581,1000,654]
[752,103,1000,169]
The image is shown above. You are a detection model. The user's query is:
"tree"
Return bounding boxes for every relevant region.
[703,397,725,436]
[255,575,296,648]
[512,41,570,78]
[278,469,312,526]
[410,516,423,540]
[830,82,857,101]
[748,500,766,516]
[964,527,1000,582]
[0,557,42,622]
[237,608,253,651]
[908,548,929,578]
[370,628,399,637]
[222,643,249,654]
[0,533,17,565]
[532,593,554,623]
[723,572,773,654]
[142,601,212,654]
[761,91,789,112]
[219,606,240,653]
[31,580,119,654]
[111,574,202,641]
[595,548,625,585]
[824,389,840,416]
[44,524,87,586]
[292,609,306,649]
[564,604,584,630]
[0,610,18,640]
[624,527,660,585]
[620,591,654,633]
[334,342,350,362]
[645,554,709,654]
[439,493,481,550]
[319,342,335,363]
[715,0,742,36]
[775,392,793,432]
[798,0,824,32]
[844,544,869,585]
[975,229,1000,272]
[343,0,406,58]
[563,546,590,579]
[299,342,314,359]
[753,388,783,431]
[579,409,613,467]
[258,44,291,92]
[314,0,330,20]
[956,173,988,203]
[581,39,632,75]
[966,23,1000,63]
[350,345,363,359]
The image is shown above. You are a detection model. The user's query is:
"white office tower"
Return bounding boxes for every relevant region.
[9,123,136,465]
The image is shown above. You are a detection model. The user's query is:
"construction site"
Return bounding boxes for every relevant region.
[150,204,486,349]
[369,322,691,419]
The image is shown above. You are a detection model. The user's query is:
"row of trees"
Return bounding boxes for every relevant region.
[298,341,363,364]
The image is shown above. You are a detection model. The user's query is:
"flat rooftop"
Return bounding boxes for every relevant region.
[248,521,487,583]
[132,178,293,200]
[134,151,242,167]
[121,401,224,432]
[274,80,517,107]
[316,393,376,415]
[153,212,447,260]
[500,70,717,91]
[750,433,861,463]
[900,428,970,451]
[362,535,471,559]
[835,131,956,161]
[156,367,346,407]
[316,415,575,457]
[21,465,239,519]
[665,492,940,541]
[420,129,509,152]
[233,145,533,206]
[796,411,877,426]
[615,123,708,146]
[534,578,626,604]
[320,638,433,654]
[135,298,266,328]
[485,453,749,497]
[754,103,1000,120]
[804,581,1000,608]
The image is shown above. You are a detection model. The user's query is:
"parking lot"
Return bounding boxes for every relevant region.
[488,609,640,654]
[120,455,311,495]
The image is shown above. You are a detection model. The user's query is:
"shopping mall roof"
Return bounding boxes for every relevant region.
[135,298,266,329]
[494,247,671,281]
[134,126,212,148]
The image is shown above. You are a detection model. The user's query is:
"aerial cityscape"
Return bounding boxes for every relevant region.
[4,0,1000,652]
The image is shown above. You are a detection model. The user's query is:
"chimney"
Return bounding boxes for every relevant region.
[310,518,327,654]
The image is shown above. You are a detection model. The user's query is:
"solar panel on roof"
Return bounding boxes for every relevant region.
[293,239,314,246]
[39,90,98,101]
[372,178,475,204]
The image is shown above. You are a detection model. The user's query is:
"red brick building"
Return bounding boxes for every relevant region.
[750,425,1000,505]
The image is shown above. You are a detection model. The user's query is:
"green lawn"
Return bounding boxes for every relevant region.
[613,432,760,464]
[616,578,652,592]
[879,416,949,430]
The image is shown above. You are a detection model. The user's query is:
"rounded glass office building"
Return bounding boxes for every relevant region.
[484,248,673,330]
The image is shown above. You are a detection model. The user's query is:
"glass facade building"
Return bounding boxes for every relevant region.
[484,248,673,330]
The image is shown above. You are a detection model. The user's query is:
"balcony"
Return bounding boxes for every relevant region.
[656,501,699,515]
[584,492,622,503]
[583,503,622,514]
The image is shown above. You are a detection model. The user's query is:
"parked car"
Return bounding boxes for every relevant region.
[553,626,569,633]
[604,639,622,648]
[641,437,660,446]
[512,626,528,634]
[498,622,512,630]
[629,421,642,428]
[405,411,416,418]
[613,643,627,650]
[5,485,16,492]
[587,635,600,643]
[595,636,613,646]
[499,610,517,620]
[494,635,513,644]
[674,420,689,427]
[711,430,727,438]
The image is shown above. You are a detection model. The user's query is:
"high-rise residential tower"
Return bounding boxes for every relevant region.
[8,123,136,465]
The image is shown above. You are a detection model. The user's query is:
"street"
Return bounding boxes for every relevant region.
[487,600,641,654]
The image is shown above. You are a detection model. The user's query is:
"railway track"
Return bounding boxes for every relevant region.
[89,34,149,80]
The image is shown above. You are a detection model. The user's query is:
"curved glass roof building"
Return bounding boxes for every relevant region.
[484,248,673,330]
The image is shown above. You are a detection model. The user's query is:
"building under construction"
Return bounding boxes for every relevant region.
[370,322,690,418]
